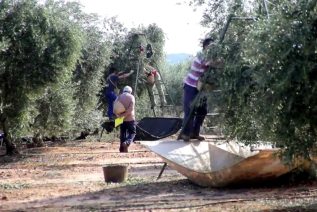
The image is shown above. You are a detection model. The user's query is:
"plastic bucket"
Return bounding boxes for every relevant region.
[102,164,128,183]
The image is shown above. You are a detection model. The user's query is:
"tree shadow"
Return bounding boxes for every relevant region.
[266,204,317,212]
[3,175,317,211]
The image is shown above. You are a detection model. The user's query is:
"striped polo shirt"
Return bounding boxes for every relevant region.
[183,52,209,88]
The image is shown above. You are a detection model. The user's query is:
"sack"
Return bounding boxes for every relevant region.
[113,99,125,116]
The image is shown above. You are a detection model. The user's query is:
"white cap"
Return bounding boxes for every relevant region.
[123,85,132,93]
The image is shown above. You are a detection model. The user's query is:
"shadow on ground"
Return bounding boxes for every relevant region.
[4,177,317,212]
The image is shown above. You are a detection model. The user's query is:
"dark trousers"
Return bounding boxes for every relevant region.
[120,121,136,146]
[105,91,117,119]
[182,84,207,136]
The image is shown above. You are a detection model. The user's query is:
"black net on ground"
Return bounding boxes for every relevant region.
[134,117,182,141]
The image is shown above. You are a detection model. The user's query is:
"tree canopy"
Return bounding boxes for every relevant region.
[0,0,83,154]
[193,0,317,161]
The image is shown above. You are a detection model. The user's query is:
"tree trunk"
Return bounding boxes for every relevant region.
[33,133,44,147]
[3,136,19,155]
[0,114,19,155]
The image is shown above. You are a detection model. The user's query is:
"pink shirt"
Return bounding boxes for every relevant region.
[144,66,158,77]
[117,92,135,121]
[183,52,209,88]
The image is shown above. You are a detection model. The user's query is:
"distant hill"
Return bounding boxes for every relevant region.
[166,53,193,64]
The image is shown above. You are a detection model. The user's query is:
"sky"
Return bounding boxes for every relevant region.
[76,0,208,55]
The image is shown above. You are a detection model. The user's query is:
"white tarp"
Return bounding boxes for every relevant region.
[140,140,271,173]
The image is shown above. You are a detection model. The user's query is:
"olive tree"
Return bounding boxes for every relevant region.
[25,1,113,142]
[99,23,166,119]
[238,0,317,160]
[0,0,83,154]
[192,0,317,161]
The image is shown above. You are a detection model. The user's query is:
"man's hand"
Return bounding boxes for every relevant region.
[214,58,225,68]
[207,58,224,69]
[117,112,125,118]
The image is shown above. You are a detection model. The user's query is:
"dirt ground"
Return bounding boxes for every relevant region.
[1,136,317,212]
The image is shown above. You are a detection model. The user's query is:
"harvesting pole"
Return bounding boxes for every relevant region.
[263,0,270,20]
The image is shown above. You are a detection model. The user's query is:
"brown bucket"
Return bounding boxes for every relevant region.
[102,164,128,183]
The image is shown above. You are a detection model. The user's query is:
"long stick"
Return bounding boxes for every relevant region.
[263,0,270,20]
[178,84,206,137]
[134,58,141,95]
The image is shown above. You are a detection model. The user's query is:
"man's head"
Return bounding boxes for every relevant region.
[123,85,133,94]
[108,66,118,74]
[202,38,215,50]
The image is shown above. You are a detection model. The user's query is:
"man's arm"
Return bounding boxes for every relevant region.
[206,58,224,69]
[145,64,155,70]
[118,70,134,79]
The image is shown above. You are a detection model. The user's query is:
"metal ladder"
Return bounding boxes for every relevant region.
[150,69,178,117]
[133,59,178,181]
[134,58,178,118]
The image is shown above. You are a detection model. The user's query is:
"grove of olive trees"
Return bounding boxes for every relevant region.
[0,0,316,163]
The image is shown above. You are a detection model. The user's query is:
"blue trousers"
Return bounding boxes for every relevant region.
[120,121,136,145]
[105,91,117,120]
[182,84,207,136]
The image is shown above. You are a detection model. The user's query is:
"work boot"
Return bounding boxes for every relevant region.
[119,145,124,152]
[190,134,205,141]
[177,134,190,142]
[120,142,129,153]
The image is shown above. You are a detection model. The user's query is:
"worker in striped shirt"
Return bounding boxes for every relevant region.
[178,38,216,142]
